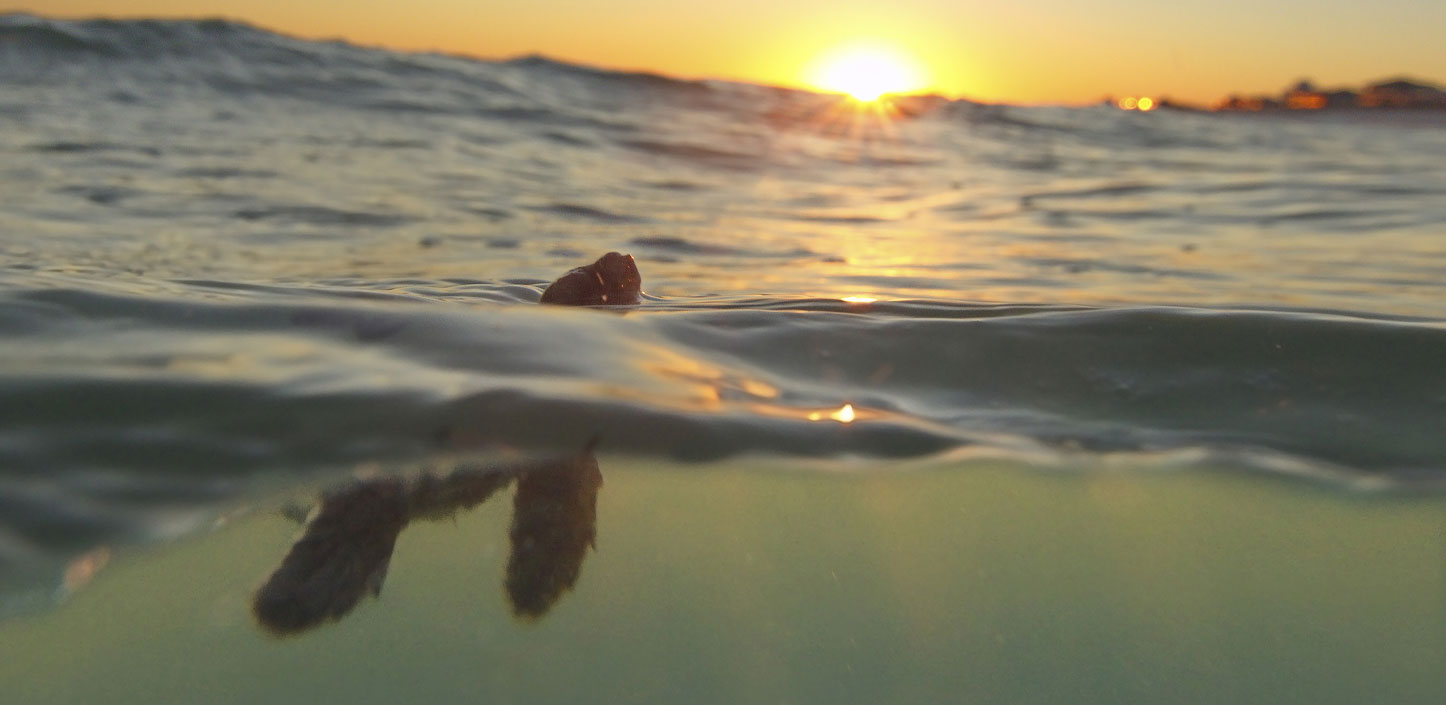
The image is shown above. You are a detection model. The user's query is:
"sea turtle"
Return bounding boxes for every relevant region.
[252,256,632,636]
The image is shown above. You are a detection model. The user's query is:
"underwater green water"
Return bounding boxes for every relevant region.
[2,459,1442,705]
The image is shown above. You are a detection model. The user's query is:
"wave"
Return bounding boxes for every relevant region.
[504,53,714,96]
[3,282,1442,478]
[525,203,649,224]
[1,283,1440,597]
[0,13,314,60]
[1,280,1443,613]
[616,138,764,171]
[231,204,419,228]
[0,13,713,101]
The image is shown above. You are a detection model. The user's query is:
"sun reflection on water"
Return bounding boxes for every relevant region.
[807,403,856,423]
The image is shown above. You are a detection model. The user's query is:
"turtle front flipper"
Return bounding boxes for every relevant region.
[504,450,603,618]
[252,479,409,636]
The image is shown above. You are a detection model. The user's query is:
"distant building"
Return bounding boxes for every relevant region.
[1285,85,1327,110]
[1214,94,1277,111]
[1282,79,1358,110]
[1358,78,1446,108]
[1324,90,1359,108]
[1215,95,1254,111]
[1213,76,1445,112]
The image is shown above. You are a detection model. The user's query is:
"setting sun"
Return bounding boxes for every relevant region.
[805,42,929,101]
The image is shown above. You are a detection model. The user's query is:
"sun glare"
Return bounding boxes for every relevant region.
[806,42,928,102]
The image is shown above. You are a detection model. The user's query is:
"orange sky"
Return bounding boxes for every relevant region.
[22,0,1446,104]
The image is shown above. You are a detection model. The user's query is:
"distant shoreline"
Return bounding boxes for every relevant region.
[1211,77,1446,112]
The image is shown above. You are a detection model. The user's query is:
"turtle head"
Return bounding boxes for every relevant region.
[593,252,642,305]
[541,251,642,306]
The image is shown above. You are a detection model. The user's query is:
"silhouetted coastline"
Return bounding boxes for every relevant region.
[1214,77,1446,112]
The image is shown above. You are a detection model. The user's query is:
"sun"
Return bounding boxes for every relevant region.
[805,42,929,102]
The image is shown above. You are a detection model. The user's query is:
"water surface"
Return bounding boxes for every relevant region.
[0,13,1444,702]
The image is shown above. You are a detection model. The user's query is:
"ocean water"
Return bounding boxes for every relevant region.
[1,14,1444,703]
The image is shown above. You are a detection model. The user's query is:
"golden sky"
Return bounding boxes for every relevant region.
[24,0,1446,104]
